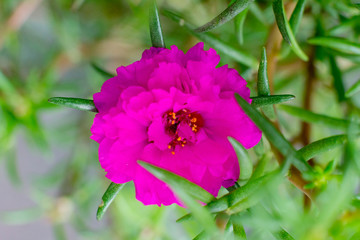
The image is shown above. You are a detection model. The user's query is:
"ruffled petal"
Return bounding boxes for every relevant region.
[185,42,220,67]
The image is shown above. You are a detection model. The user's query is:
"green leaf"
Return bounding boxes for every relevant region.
[149,1,165,48]
[0,71,17,96]
[274,229,295,240]
[0,208,43,224]
[328,16,360,35]
[96,182,125,221]
[308,37,360,55]
[272,0,308,61]
[91,62,115,79]
[177,171,277,223]
[5,150,21,186]
[250,152,271,180]
[329,54,345,101]
[279,0,307,59]
[138,161,215,203]
[251,95,295,108]
[195,0,253,33]
[278,105,359,131]
[228,137,253,180]
[298,135,347,161]
[345,79,360,98]
[257,47,270,97]
[139,161,217,236]
[235,94,313,174]
[288,0,307,35]
[232,221,247,240]
[234,8,249,45]
[206,171,277,213]
[48,97,98,113]
[162,9,258,68]
[256,47,276,119]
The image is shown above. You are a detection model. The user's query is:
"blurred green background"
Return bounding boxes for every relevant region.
[1,0,360,239]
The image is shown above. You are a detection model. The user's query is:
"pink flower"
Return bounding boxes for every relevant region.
[91,43,261,206]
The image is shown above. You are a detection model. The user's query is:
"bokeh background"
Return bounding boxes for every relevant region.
[1,0,360,239]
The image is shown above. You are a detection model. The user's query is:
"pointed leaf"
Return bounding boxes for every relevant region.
[195,0,253,33]
[278,105,359,131]
[235,94,313,173]
[272,0,308,61]
[288,0,307,35]
[149,1,165,48]
[345,79,360,97]
[48,97,98,112]
[257,47,270,96]
[206,171,277,213]
[176,187,218,237]
[177,171,277,223]
[162,9,258,68]
[251,95,295,108]
[138,161,215,203]
[228,137,253,180]
[91,62,115,79]
[298,135,347,161]
[139,162,217,235]
[256,47,275,121]
[308,37,360,55]
[96,182,125,221]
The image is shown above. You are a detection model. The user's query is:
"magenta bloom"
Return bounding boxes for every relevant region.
[91,43,261,206]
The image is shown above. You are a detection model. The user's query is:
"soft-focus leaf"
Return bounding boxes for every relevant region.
[0,71,17,96]
[206,171,277,213]
[251,95,295,108]
[0,208,43,224]
[233,221,247,240]
[5,150,21,186]
[272,0,308,61]
[96,182,125,221]
[149,1,165,48]
[278,105,359,131]
[329,54,345,101]
[177,172,277,223]
[274,229,295,240]
[162,9,258,68]
[298,135,347,161]
[91,62,115,79]
[138,161,215,203]
[48,97,98,112]
[250,152,271,180]
[139,162,217,236]
[345,79,360,97]
[228,137,253,180]
[235,95,313,174]
[328,16,360,35]
[195,0,253,32]
[234,8,249,45]
[308,37,360,55]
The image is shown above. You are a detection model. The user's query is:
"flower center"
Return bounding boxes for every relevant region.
[163,108,204,154]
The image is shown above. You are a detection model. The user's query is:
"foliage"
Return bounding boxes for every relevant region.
[0,0,359,239]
